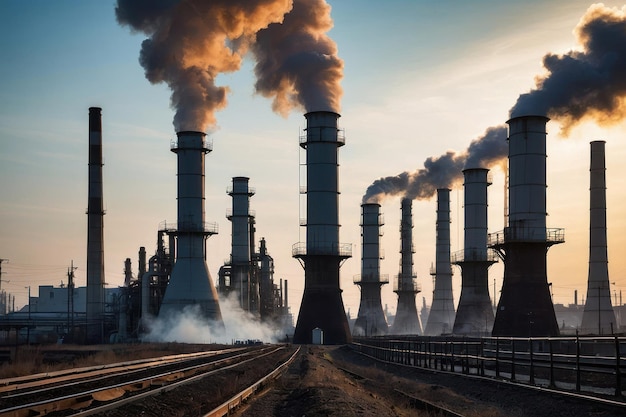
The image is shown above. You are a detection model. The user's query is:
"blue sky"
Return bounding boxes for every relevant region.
[1,1,625,318]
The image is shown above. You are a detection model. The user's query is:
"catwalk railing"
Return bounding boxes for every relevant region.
[351,336,626,398]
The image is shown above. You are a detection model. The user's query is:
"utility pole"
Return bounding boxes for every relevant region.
[0,258,8,293]
[67,261,76,342]
[0,259,7,316]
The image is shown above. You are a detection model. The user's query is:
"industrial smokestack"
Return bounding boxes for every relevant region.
[390,198,422,335]
[292,111,351,344]
[86,106,105,344]
[580,141,616,334]
[227,177,256,313]
[158,131,223,325]
[452,168,496,336]
[353,203,388,336]
[424,189,455,335]
[490,116,563,337]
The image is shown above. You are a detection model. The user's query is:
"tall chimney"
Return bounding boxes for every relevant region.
[353,203,389,336]
[86,106,105,344]
[227,177,256,313]
[490,115,563,337]
[390,198,422,335]
[580,141,616,334]
[452,168,496,336]
[424,188,456,335]
[158,131,223,325]
[292,111,352,344]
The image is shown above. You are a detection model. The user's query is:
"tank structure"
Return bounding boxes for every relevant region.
[158,131,223,326]
[226,176,258,313]
[390,198,422,335]
[489,115,563,337]
[424,188,456,335]
[353,203,389,336]
[86,107,106,344]
[293,111,352,344]
[452,168,496,336]
[580,141,616,334]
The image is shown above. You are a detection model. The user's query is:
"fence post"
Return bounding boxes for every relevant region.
[480,339,485,377]
[575,333,581,392]
[495,337,500,378]
[511,339,516,382]
[549,338,555,388]
[529,338,535,385]
[615,335,622,397]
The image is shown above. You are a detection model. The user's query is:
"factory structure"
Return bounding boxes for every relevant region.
[2,110,624,344]
[353,203,389,337]
[389,198,422,335]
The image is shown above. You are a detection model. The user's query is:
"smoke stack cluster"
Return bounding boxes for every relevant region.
[424,189,455,336]
[353,203,388,337]
[452,168,496,336]
[390,198,422,335]
[86,107,106,344]
[580,141,616,334]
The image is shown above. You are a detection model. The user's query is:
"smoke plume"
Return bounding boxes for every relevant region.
[365,3,626,204]
[142,295,282,344]
[511,3,626,133]
[116,0,292,132]
[252,0,343,115]
[362,126,507,204]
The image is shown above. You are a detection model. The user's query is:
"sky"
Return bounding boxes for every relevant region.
[1,0,626,322]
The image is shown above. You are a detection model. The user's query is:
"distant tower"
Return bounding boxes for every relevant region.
[353,203,389,336]
[452,168,496,336]
[158,131,223,325]
[580,141,616,334]
[490,116,563,337]
[390,198,422,335]
[227,176,257,313]
[293,111,352,344]
[258,237,275,320]
[86,107,105,344]
[424,189,455,335]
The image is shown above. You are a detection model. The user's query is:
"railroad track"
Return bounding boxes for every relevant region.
[0,345,293,416]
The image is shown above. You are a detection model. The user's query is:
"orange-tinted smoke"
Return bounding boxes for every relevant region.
[116,0,292,132]
[252,0,343,115]
[511,4,626,134]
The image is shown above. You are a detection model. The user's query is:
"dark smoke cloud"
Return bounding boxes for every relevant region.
[116,0,292,131]
[252,0,343,115]
[365,4,626,204]
[511,4,626,133]
[362,126,507,204]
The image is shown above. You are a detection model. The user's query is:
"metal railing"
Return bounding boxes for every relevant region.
[392,278,421,293]
[352,335,626,398]
[450,248,499,264]
[488,227,565,246]
[353,274,390,284]
[158,220,219,234]
[292,242,352,258]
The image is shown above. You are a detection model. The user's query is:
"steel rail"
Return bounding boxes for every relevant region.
[203,346,301,417]
[0,345,280,417]
[0,347,247,396]
[70,346,287,417]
